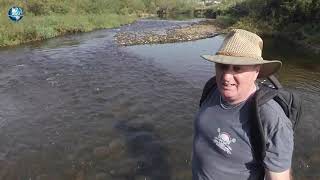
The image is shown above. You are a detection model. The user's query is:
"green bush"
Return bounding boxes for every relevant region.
[26,0,51,16]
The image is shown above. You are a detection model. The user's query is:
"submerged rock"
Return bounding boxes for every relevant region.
[95,172,108,180]
[93,138,126,159]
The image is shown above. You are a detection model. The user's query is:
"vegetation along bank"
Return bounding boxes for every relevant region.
[211,0,320,54]
[0,0,319,55]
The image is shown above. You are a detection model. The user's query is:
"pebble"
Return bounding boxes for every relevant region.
[95,172,108,180]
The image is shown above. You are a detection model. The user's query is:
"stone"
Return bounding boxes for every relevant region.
[36,174,50,180]
[93,146,109,158]
[95,172,108,180]
[76,171,85,180]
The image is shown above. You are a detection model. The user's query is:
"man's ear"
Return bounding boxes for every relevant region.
[254,65,261,79]
[255,65,261,73]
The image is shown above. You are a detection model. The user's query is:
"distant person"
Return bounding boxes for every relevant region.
[192,29,293,180]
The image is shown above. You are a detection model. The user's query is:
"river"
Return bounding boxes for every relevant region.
[0,19,319,180]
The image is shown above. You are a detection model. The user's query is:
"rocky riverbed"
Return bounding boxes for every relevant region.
[115,19,225,46]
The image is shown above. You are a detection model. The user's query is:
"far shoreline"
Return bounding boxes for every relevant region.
[0,14,138,48]
[1,16,319,56]
[115,18,320,56]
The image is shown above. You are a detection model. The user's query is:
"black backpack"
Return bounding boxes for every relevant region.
[199,75,302,175]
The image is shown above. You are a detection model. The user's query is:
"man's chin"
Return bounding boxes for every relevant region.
[219,90,235,99]
[221,94,236,101]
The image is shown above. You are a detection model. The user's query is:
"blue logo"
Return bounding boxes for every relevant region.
[8,7,24,22]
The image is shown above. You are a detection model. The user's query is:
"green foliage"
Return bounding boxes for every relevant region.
[0,0,159,46]
[230,16,274,34]
[26,0,51,15]
[215,15,237,28]
[213,0,247,14]
[0,0,197,16]
[215,0,318,29]
[219,0,320,47]
[0,0,198,46]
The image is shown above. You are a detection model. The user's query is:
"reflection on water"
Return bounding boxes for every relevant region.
[0,19,318,179]
[123,37,225,87]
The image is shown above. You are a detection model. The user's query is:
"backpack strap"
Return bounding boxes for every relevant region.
[256,76,302,129]
[250,100,266,180]
[252,75,286,159]
[253,77,302,173]
[248,85,279,180]
[199,76,217,107]
[251,87,278,159]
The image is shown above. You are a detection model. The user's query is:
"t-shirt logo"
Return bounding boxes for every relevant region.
[213,128,236,154]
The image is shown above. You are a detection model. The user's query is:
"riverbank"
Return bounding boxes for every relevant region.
[115,19,227,46]
[0,0,200,48]
[269,32,320,56]
[229,16,320,55]
[115,16,320,55]
[0,13,137,47]
[1,12,318,56]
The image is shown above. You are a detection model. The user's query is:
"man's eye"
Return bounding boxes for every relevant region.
[233,66,241,72]
[216,64,222,69]
[222,65,228,70]
[218,64,228,70]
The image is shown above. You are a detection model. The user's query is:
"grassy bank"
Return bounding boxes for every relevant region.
[0,0,140,47]
[0,0,197,47]
[0,13,137,47]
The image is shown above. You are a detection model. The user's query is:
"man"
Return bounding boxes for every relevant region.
[192,29,293,180]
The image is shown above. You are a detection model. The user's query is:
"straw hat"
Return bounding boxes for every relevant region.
[201,29,282,78]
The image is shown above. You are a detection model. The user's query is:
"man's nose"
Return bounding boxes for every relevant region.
[221,65,234,81]
[221,66,234,78]
[222,71,234,81]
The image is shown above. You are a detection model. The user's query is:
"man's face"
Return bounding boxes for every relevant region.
[215,63,260,104]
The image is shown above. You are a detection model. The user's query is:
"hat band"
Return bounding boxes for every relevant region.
[216,51,263,60]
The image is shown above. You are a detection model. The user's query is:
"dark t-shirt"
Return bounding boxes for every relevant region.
[192,88,293,180]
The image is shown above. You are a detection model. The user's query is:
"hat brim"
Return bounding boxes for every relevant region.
[201,55,282,78]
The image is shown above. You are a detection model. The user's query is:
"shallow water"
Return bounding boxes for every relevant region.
[0,19,319,180]
[123,37,225,87]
